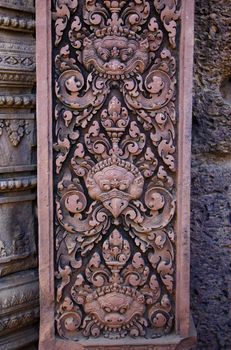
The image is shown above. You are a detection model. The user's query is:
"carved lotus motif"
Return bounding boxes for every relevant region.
[102,229,130,271]
[86,156,144,218]
[83,31,149,79]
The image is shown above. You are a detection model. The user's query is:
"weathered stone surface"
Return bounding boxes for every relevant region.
[191,0,231,348]
[0,270,39,335]
[0,326,38,350]
[192,0,231,155]
[0,1,38,349]
[191,159,231,349]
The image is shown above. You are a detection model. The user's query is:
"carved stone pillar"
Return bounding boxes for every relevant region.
[37,1,196,349]
[0,1,38,349]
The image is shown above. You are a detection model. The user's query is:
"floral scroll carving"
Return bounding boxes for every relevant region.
[53,0,180,341]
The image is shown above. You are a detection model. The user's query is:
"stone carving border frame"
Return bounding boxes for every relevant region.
[37,1,196,349]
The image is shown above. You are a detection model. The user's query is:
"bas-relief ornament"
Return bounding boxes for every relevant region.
[53,0,180,341]
[0,119,31,146]
[0,41,35,73]
[0,175,37,192]
[0,72,35,87]
[0,94,35,108]
[0,53,35,70]
[0,15,35,32]
[0,232,31,263]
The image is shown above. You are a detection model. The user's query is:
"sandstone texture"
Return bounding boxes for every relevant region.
[0,0,230,349]
[191,0,231,349]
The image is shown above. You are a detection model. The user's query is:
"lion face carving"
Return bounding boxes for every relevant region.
[83,31,149,78]
[84,290,145,333]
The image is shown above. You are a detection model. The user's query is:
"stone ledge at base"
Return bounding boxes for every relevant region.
[40,318,196,350]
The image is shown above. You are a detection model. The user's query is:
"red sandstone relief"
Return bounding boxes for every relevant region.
[53,0,180,341]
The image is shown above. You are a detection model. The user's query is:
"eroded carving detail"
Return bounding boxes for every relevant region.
[53,0,180,341]
[0,119,31,146]
[0,94,35,108]
[0,176,37,192]
[0,233,31,262]
[0,309,39,334]
[0,2,37,346]
[0,15,35,32]
[0,72,35,86]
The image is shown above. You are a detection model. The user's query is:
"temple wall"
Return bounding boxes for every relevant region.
[191,0,231,348]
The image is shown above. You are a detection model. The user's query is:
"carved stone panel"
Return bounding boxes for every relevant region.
[37,1,195,349]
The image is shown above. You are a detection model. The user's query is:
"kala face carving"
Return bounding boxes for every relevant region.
[82,33,149,79]
[86,156,144,218]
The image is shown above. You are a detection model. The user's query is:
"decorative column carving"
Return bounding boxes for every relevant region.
[0,1,38,349]
[37,1,196,349]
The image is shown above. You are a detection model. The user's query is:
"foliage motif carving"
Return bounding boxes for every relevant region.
[53,0,180,341]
